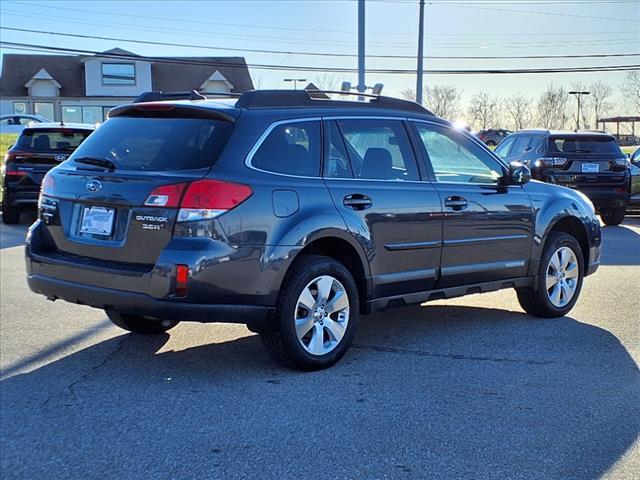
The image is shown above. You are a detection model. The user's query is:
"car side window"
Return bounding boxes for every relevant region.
[510,136,532,158]
[336,119,419,181]
[529,136,544,155]
[0,118,11,126]
[415,123,503,184]
[325,121,353,178]
[251,121,321,177]
[494,136,515,158]
[18,117,34,126]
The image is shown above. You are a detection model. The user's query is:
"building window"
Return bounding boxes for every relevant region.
[13,102,27,114]
[102,106,116,121]
[82,106,103,124]
[102,63,136,85]
[34,102,55,121]
[62,106,82,124]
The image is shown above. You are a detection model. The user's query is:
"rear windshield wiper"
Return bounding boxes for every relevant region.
[74,156,117,170]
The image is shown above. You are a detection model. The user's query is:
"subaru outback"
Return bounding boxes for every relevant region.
[26,90,601,370]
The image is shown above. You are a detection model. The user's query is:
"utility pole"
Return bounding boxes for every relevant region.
[284,78,307,90]
[357,0,365,96]
[416,0,425,104]
[569,90,590,130]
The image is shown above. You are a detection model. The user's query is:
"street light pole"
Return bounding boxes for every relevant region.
[569,90,590,130]
[357,0,365,96]
[284,78,307,90]
[416,0,425,104]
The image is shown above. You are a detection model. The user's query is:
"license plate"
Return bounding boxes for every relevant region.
[80,206,115,236]
[581,163,599,173]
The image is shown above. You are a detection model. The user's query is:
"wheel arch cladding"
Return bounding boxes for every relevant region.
[547,216,590,271]
[294,235,370,312]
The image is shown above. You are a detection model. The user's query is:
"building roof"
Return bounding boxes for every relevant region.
[0,51,254,97]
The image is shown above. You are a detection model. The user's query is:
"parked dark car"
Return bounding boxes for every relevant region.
[629,147,640,210]
[2,123,95,224]
[25,90,601,370]
[495,130,630,225]
[477,128,512,147]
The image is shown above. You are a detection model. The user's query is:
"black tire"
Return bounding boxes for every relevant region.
[260,255,359,371]
[516,231,584,318]
[600,207,625,226]
[2,205,20,225]
[106,310,179,334]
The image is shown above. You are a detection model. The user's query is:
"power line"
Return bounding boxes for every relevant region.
[2,41,638,75]
[2,27,638,61]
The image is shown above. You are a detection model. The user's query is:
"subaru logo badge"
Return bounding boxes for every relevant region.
[54,154,67,162]
[86,180,102,192]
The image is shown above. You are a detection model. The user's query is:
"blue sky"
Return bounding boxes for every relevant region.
[0,0,638,108]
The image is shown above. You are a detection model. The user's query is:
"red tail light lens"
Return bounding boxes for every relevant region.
[143,179,252,222]
[4,170,28,177]
[175,264,189,297]
[144,183,188,207]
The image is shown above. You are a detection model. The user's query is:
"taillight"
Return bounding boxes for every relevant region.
[143,179,253,222]
[175,264,189,297]
[613,157,630,167]
[144,183,187,207]
[535,157,568,167]
[178,179,253,222]
[4,170,28,177]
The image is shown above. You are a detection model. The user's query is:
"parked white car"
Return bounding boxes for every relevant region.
[0,114,51,135]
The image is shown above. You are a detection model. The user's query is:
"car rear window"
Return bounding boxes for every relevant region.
[17,129,93,152]
[69,116,234,171]
[548,136,622,154]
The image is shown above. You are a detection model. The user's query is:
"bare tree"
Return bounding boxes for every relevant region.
[505,94,533,130]
[250,70,266,89]
[314,73,339,91]
[467,92,500,130]
[588,81,613,129]
[536,84,569,129]
[426,85,461,120]
[622,70,640,112]
[401,88,416,101]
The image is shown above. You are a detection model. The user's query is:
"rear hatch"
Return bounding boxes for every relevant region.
[547,135,628,186]
[38,105,236,266]
[5,127,93,191]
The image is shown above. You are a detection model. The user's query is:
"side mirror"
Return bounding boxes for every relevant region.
[506,161,531,185]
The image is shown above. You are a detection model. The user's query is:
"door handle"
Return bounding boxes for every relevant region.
[343,194,372,210]
[444,196,468,211]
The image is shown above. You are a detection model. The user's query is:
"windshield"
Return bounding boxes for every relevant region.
[69,116,234,171]
[17,129,92,152]
[548,136,622,154]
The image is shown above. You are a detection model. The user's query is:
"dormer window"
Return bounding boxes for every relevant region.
[102,63,135,85]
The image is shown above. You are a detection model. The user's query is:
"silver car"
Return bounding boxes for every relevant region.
[0,114,50,135]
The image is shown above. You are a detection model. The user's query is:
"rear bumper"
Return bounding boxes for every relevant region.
[27,274,274,330]
[2,189,39,207]
[575,187,629,210]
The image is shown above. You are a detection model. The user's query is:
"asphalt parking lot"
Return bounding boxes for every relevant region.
[1,214,638,480]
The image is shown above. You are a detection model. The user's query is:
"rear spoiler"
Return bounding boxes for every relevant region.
[108,103,237,122]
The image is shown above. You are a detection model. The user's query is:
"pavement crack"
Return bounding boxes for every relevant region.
[352,343,554,365]
[42,334,131,407]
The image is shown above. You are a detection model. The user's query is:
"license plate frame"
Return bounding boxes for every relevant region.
[581,162,599,173]
[80,206,115,236]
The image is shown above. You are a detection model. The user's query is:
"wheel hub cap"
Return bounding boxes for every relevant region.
[294,275,349,356]
[546,246,579,308]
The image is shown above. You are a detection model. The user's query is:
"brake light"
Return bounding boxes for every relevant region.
[135,103,175,111]
[5,150,33,162]
[143,179,253,222]
[175,264,189,297]
[178,179,253,222]
[535,157,568,167]
[144,183,188,207]
[4,170,28,177]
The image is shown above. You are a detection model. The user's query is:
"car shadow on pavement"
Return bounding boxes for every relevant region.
[599,218,640,265]
[1,304,638,479]
[0,211,35,250]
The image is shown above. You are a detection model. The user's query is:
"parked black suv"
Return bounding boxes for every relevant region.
[25,90,601,370]
[2,123,95,224]
[495,130,631,225]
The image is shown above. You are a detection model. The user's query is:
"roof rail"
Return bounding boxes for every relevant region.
[235,89,432,115]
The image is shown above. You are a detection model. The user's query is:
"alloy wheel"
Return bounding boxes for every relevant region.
[546,246,579,308]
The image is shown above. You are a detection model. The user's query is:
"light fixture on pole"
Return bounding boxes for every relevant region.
[284,78,307,90]
[569,90,590,130]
